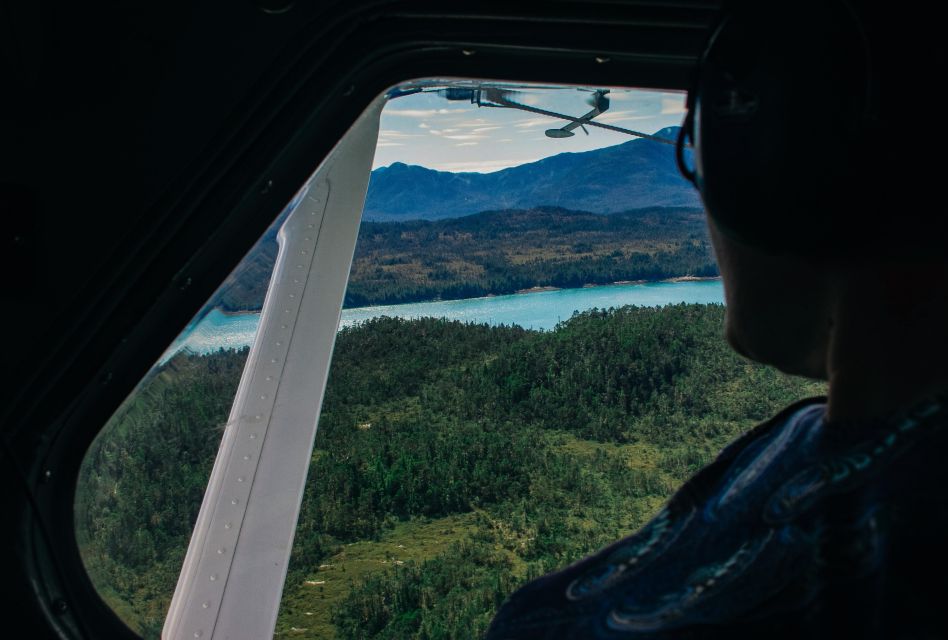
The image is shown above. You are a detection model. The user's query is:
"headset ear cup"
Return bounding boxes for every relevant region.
[675,109,696,186]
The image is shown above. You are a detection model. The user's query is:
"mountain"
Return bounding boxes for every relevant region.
[363,126,699,220]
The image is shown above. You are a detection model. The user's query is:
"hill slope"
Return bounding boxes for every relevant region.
[363,126,699,220]
[345,206,715,307]
[212,206,715,310]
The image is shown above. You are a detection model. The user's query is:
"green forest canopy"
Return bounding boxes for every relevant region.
[76,305,824,639]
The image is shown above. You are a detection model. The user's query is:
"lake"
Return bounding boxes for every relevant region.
[159,279,724,364]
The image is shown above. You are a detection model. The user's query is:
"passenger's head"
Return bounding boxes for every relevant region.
[678,0,947,380]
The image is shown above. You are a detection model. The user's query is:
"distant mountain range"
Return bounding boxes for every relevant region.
[363,126,699,220]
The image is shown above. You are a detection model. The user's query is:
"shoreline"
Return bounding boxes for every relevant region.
[659,275,722,283]
[514,285,561,294]
[217,276,723,314]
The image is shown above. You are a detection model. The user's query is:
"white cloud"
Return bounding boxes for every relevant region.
[514,116,554,129]
[455,142,479,147]
[418,122,430,129]
[445,134,486,141]
[428,158,542,173]
[660,96,687,115]
[385,108,467,118]
[471,126,502,134]
[455,119,492,128]
[379,129,422,139]
[375,142,405,147]
[595,110,652,124]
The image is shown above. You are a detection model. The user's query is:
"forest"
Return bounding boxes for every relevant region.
[214,206,717,311]
[75,305,824,639]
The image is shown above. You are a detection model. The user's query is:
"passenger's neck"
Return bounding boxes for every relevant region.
[825,263,948,423]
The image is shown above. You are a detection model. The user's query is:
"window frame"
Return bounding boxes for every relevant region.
[7,5,716,638]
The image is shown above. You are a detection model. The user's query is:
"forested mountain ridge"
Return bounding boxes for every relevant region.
[216,205,716,311]
[345,206,716,307]
[363,126,699,221]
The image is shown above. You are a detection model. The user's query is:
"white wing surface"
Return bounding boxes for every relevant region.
[163,96,384,640]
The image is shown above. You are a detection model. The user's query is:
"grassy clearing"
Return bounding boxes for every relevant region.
[275,514,482,638]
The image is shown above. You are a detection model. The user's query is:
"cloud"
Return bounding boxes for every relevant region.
[471,126,502,134]
[375,142,405,147]
[443,134,485,141]
[426,129,488,141]
[379,129,422,139]
[660,96,687,115]
[428,158,542,173]
[385,108,467,118]
[595,110,653,124]
[514,116,554,128]
[455,142,479,147]
[455,119,493,128]
[418,122,430,129]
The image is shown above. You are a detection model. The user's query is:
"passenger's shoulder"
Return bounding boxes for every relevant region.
[675,396,827,505]
[485,398,828,639]
[714,396,827,466]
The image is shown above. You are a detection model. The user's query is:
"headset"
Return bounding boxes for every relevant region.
[673,1,943,260]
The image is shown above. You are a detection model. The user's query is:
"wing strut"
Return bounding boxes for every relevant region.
[163,96,384,640]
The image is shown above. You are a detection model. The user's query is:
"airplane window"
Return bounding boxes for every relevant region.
[74,81,826,639]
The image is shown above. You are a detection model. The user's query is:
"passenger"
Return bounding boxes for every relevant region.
[486,2,948,638]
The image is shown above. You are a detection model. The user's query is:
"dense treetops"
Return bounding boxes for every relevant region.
[76,306,823,638]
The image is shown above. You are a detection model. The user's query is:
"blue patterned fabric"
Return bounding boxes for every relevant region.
[486,395,948,639]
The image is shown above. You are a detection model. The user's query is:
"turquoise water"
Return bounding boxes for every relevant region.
[160,279,724,363]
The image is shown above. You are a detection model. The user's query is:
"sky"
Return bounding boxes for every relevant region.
[373,83,687,173]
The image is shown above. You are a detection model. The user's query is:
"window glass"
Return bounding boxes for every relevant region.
[273,83,825,638]
[74,81,826,640]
